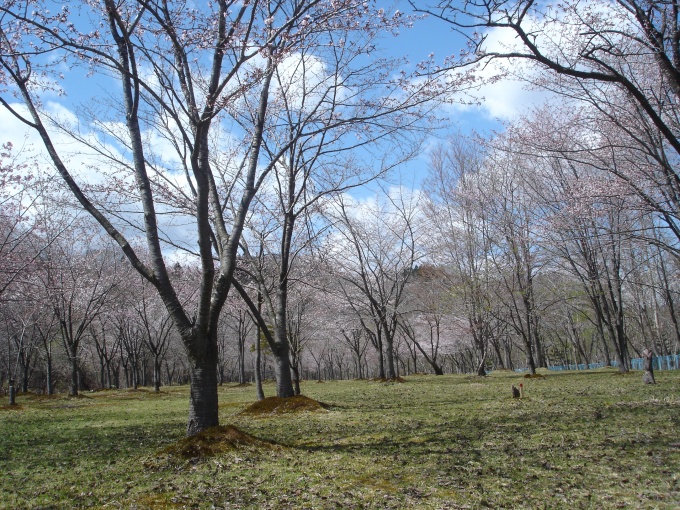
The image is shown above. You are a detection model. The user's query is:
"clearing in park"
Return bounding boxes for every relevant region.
[1,369,679,509]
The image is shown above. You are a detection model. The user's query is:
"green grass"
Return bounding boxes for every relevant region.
[2,370,680,509]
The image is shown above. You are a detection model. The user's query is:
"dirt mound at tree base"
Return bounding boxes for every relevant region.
[524,373,546,379]
[158,425,274,461]
[370,376,407,383]
[240,395,328,416]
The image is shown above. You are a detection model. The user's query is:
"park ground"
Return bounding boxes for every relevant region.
[1,369,680,509]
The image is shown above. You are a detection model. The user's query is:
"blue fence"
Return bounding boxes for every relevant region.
[548,362,611,371]
[629,354,680,371]
[514,355,680,373]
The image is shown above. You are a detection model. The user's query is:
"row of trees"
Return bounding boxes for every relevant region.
[1,0,679,434]
[3,125,679,398]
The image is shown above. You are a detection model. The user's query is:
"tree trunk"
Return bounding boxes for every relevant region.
[476,357,487,376]
[526,344,537,375]
[642,349,656,384]
[273,346,295,398]
[385,337,396,379]
[292,363,301,395]
[534,333,546,368]
[255,340,264,400]
[255,291,265,401]
[614,319,629,373]
[154,355,161,392]
[238,338,246,384]
[187,358,219,436]
[69,344,78,397]
[375,330,386,379]
[21,359,30,393]
[46,356,54,395]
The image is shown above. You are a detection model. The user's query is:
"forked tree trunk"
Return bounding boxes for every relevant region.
[476,357,487,377]
[187,358,219,436]
[291,360,301,395]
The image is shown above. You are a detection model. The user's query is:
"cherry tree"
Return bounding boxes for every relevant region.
[0,0,433,433]
[398,265,457,375]
[418,0,680,153]
[222,295,254,385]
[38,230,127,395]
[419,0,680,257]
[0,143,43,301]
[132,277,176,392]
[328,187,423,379]
[0,299,40,393]
[227,22,443,396]
[89,315,122,389]
[423,138,500,375]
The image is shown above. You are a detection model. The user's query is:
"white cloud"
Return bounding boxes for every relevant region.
[0,102,202,256]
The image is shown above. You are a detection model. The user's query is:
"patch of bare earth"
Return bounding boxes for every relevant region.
[524,373,546,379]
[239,395,328,416]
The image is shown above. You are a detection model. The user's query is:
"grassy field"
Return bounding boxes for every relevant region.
[1,369,680,509]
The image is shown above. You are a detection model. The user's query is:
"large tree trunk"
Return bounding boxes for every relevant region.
[376,330,386,379]
[385,336,396,379]
[272,344,295,398]
[187,358,219,436]
[525,341,537,375]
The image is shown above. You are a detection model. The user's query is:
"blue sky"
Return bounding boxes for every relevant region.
[0,0,547,197]
[0,0,558,263]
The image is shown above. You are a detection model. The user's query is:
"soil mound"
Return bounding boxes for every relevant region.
[240,395,328,416]
[0,404,22,411]
[160,425,272,460]
[371,376,407,383]
[524,373,546,379]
